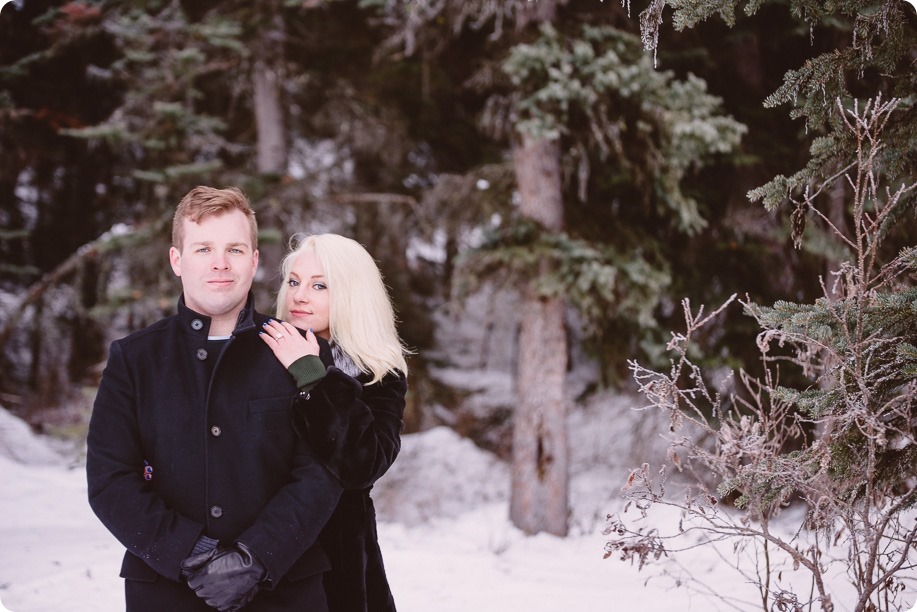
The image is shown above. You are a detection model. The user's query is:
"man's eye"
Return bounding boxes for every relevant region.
[197,247,210,253]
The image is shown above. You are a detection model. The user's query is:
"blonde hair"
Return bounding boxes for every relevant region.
[173,186,258,251]
[276,234,410,384]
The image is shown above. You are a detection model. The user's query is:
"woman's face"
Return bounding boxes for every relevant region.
[284,250,331,339]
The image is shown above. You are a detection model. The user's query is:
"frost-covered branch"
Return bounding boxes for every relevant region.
[609,95,917,611]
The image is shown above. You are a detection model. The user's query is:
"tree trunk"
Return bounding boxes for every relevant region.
[253,64,285,175]
[251,1,287,303]
[515,0,558,32]
[509,133,569,537]
[253,2,286,176]
[825,177,849,284]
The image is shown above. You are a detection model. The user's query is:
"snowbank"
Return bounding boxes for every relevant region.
[374,426,509,525]
[0,407,68,467]
[1,408,914,611]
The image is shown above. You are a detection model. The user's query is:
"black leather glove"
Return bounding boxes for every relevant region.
[180,535,220,579]
[180,546,219,579]
[185,542,267,611]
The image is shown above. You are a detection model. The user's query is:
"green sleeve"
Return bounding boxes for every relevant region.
[287,355,327,392]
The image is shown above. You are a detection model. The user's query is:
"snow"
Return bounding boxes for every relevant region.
[1,407,915,612]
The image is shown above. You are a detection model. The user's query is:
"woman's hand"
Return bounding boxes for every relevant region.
[259,319,319,369]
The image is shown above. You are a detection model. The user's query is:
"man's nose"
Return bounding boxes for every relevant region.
[212,253,229,269]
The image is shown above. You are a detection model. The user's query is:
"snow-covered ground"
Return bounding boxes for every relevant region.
[0,406,914,612]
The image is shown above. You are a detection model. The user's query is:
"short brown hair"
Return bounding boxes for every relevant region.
[172,186,258,251]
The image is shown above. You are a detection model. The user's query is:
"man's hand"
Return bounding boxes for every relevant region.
[180,546,218,579]
[184,542,267,611]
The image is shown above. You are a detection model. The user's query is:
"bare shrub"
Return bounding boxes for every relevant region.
[606,97,917,611]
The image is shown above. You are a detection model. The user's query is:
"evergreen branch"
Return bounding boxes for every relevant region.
[0,213,171,354]
[620,93,916,608]
[458,219,671,335]
[328,192,418,207]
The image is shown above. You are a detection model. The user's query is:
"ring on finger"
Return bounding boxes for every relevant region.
[275,333,284,340]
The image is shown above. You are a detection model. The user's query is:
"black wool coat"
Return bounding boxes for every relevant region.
[86,294,343,611]
[294,360,407,612]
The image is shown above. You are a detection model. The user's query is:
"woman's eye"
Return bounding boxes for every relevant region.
[313,282,326,290]
[288,279,300,287]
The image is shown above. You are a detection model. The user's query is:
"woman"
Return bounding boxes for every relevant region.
[258,233,409,612]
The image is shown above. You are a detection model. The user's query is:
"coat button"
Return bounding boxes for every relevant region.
[211,425,222,437]
[191,319,204,331]
[210,505,223,518]
[196,348,208,360]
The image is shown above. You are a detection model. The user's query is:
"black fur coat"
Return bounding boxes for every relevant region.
[293,358,407,612]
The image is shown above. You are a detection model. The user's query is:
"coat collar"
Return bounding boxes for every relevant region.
[177,292,259,337]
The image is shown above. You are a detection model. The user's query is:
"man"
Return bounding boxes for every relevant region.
[87,186,342,611]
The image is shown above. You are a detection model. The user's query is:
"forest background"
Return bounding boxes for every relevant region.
[0,0,915,609]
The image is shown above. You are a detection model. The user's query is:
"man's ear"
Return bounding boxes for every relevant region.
[169,246,182,277]
[252,248,259,273]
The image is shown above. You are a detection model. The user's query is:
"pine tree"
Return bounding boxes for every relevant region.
[368,0,746,535]
[609,0,916,606]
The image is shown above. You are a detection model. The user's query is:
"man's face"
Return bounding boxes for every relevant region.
[169,209,258,327]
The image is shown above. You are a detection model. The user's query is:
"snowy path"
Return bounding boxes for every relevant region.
[0,450,738,612]
[1,422,911,611]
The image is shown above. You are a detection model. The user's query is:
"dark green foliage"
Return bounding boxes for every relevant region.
[0,0,910,468]
[640,0,916,217]
[483,22,746,232]
[62,1,247,199]
[458,218,671,336]
[717,450,808,511]
[616,0,916,605]
[758,281,917,485]
[453,18,749,381]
